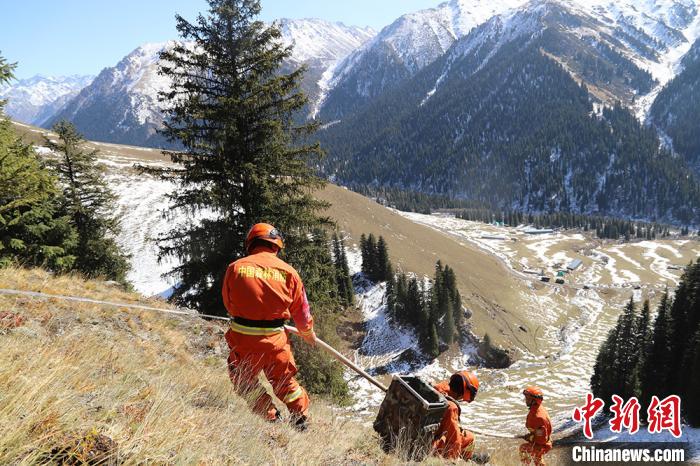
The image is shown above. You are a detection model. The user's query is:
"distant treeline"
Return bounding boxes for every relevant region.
[351,185,693,241]
[591,260,700,426]
[359,232,465,358]
[456,210,687,240]
[352,185,489,215]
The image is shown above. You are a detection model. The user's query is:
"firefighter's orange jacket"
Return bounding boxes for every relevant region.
[526,402,552,448]
[222,247,313,334]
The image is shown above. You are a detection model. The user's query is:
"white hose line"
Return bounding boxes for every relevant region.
[0,288,230,321]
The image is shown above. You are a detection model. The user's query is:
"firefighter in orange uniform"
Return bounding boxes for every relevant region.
[432,370,480,460]
[222,223,316,430]
[519,385,553,465]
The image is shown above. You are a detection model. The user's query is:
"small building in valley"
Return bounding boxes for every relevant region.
[567,259,583,271]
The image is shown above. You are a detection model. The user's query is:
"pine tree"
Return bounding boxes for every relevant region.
[331,233,354,307]
[386,273,396,319]
[338,235,354,306]
[631,299,651,393]
[433,261,455,345]
[686,329,700,425]
[331,233,344,303]
[677,262,700,396]
[445,266,464,333]
[360,233,369,277]
[366,233,378,281]
[376,235,390,281]
[426,321,440,358]
[406,276,422,327]
[641,291,673,406]
[395,273,407,323]
[0,56,76,272]
[614,297,638,399]
[45,121,129,282]
[151,0,329,313]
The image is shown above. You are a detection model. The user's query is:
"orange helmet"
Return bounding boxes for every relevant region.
[449,370,480,402]
[523,385,544,401]
[245,223,285,252]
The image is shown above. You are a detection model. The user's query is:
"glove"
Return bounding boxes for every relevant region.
[299,328,317,346]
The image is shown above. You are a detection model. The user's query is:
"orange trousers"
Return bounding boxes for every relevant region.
[519,442,551,465]
[225,329,310,420]
[433,428,475,460]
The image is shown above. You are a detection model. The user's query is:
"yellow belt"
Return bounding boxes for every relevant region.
[229,320,285,336]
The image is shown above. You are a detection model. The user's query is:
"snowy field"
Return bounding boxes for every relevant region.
[398,211,698,290]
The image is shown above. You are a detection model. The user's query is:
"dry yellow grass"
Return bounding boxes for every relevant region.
[0,267,393,465]
[4,267,572,465]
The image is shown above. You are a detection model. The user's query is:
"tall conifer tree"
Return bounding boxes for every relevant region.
[46,122,129,282]
[376,236,390,281]
[153,0,329,312]
[641,291,673,405]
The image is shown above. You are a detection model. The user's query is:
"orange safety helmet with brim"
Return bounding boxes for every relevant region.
[449,370,480,402]
[523,385,544,405]
[245,223,285,252]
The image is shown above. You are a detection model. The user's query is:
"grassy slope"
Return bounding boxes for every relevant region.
[0,268,389,464]
[317,184,539,351]
[1,267,572,465]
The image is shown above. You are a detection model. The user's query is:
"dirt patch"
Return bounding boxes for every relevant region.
[45,429,119,465]
[336,306,367,351]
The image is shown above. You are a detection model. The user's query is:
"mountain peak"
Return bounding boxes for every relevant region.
[276,18,375,64]
[0,74,95,125]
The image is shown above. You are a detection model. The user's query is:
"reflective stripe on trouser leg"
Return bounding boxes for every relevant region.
[278,383,309,416]
[283,386,304,403]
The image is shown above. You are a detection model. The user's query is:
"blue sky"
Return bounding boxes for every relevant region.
[2,0,441,80]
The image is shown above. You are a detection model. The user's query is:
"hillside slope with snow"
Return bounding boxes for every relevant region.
[319,0,700,122]
[318,0,527,120]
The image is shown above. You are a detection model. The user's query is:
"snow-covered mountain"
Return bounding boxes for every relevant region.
[318,0,700,224]
[48,20,374,148]
[318,0,700,121]
[318,0,528,120]
[0,75,94,126]
[276,19,375,118]
[47,42,175,148]
[279,18,374,65]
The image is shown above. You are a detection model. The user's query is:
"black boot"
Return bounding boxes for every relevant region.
[292,415,309,432]
[471,451,490,464]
